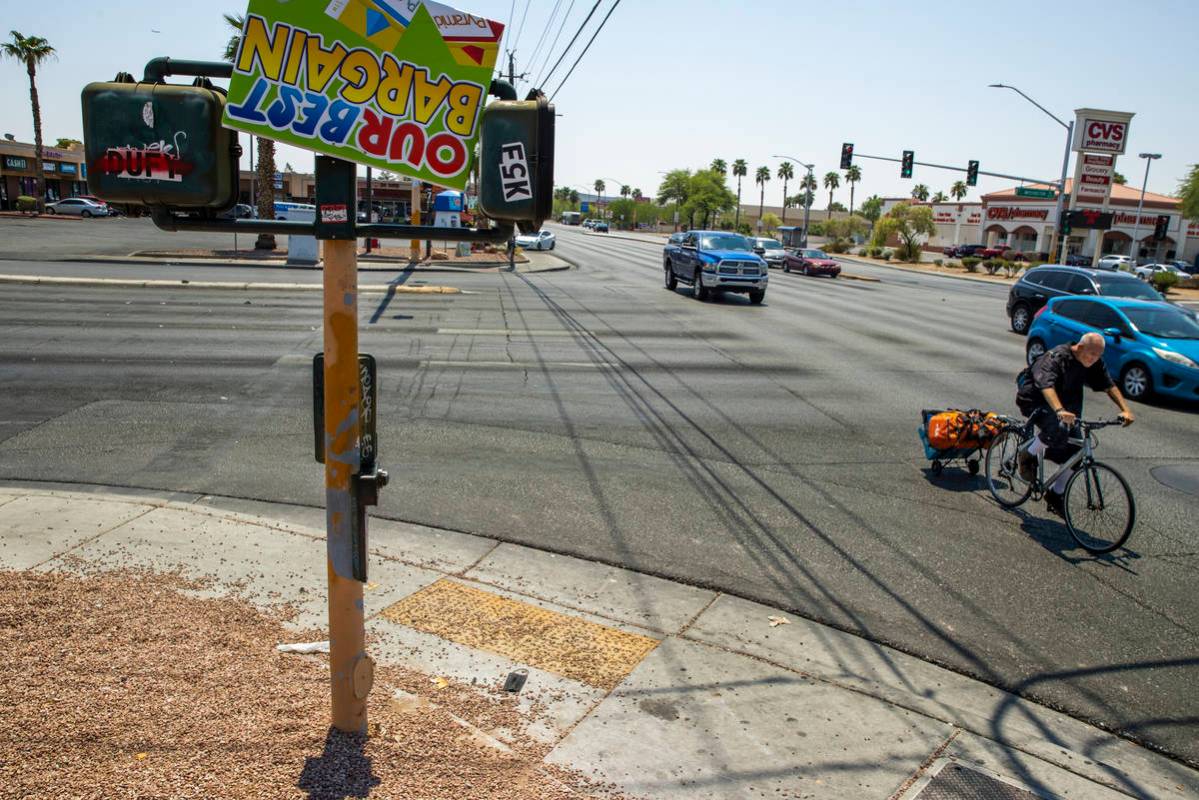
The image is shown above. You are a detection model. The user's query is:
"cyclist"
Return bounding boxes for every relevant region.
[1016,332,1134,516]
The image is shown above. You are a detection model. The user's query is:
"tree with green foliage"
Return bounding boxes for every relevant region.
[594,179,606,204]
[569,188,580,206]
[222,13,276,248]
[657,169,692,207]
[823,214,871,252]
[823,171,840,219]
[684,169,738,230]
[732,159,747,226]
[619,184,630,200]
[844,164,862,216]
[1177,165,1199,222]
[859,194,884,223]
[760,211,782,232]
[711,159,727,177]
[932,191,947,203]
[872,203,936,262]
[911,184,930,201]
[632,188,642,201]
[3,30,56,210]
[53,137,81,149]
[1113,172,1127,185]
[754,166,771,221]
[950,181,968,201]
[776,161,794,224]
[828,201,847,213]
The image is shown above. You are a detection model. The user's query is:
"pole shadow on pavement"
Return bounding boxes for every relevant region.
[296,728,379,800]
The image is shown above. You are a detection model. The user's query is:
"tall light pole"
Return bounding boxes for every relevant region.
[989,84,1073,263]
[1128,152,1161,263]
[772,155,814,246]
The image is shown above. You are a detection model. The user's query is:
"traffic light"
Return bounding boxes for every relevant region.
[478,93,556,232]
[1153,215,1169,241]
[1059,210,1072,237]
[966,160,979,187]
[840,142,854,170]
[901,150,914,179]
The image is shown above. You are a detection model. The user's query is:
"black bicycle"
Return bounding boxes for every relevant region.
[984,417,1135,553]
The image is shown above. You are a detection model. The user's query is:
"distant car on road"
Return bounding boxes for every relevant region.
[663,230,768,304]
[515,229,556,250]
[1006,265,1163,334]
[1167,259,1196,275]
[1134,263,1185,281]
[1026,296,1199,402]
[944,244,986,259]
[977,244,1027,261]
[593,221,609,233]
[783,248,841,277]
[751,237,788,269]
[1096,254,1134,271]
[218,203,256,220]
[44,197,109,217]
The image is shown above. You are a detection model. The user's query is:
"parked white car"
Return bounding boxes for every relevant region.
[515,230,556,251]
[1134,263,1185,281]
[1095,254,1134,271]
[45,197,109,217]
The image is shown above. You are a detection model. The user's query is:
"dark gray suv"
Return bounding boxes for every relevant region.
[1006,265,1163,335]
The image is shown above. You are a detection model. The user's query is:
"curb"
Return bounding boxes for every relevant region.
[835,254,1015,287]
[80,254,526,272]
[0,274,461,294]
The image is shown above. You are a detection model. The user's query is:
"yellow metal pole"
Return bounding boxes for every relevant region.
[322,237,371,733]
[410,179,422,261]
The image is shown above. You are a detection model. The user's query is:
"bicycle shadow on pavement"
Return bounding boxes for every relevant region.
[1014,508,1143,573]
[919,465,988,492]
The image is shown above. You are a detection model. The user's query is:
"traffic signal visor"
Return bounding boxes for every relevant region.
[82,80,239,209]
[840,143,854,170]
[901,150,914,179]
[477,95,555,232]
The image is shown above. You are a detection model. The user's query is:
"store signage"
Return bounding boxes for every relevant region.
[986,206,1049,222]
[3,156,28,170]
[1077,153,1114,202]
[43,162,57,172]
[1078,119,1127,153]
[223,0,504,191]
[1015,187,1055,199]
[1112,211,1173,227]
[1187,221,1199,239]
[1064,209,1113,230]
[59,163,78,175]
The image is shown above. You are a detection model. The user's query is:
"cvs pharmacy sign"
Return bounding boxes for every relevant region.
[1074,110,1133,155]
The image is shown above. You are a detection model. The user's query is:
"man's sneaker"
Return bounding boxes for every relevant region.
[1045,490,1065,518]
[1018,450,1037,483]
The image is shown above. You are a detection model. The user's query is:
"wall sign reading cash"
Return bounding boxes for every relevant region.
[224,0,503,190]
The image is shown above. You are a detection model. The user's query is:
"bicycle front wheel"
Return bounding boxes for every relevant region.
[985,429,1033,508]
[1064,462,1135,553]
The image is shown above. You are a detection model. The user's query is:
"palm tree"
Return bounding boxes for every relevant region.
[823,171,840,219]
[632,188,642,201]
[800,172,817,210]
[754,166,771,224]
[222,13,277,248]
[844,164,862,216]
[732,159,747,226]
[2,31,56,211]
[950,181,968,201]
[620,184,630,200]
[568,189,579,206]
[776,162,794,224]
[912,183,930,202]
[711,158,727,177]
[932,191,948,203]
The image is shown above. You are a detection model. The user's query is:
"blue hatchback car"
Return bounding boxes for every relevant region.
[1026,296,1199,402]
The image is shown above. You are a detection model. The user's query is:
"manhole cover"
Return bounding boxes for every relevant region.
[1150,464,1199,497]
[909,759,1053,800]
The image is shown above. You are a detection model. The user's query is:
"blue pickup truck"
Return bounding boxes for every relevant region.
[663,230,768,304]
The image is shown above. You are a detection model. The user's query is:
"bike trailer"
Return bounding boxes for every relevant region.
[919,408,1002,475]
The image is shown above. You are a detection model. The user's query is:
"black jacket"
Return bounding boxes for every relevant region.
[1017,344,1113,415]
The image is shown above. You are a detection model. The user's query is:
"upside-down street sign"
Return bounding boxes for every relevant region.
[224,0,504,190]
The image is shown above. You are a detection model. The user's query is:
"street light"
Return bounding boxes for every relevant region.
[989,84,1073,263]
[1129,152,1162,263]
[772,154,814,246]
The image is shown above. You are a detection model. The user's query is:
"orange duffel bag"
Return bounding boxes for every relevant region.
[926,409,1002,450]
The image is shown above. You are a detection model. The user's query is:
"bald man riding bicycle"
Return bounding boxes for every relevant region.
[1016,331,1135,516]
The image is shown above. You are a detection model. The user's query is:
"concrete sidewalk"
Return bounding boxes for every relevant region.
[2,483,1195,799]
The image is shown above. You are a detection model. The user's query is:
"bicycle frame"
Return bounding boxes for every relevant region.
[1016,425,1097,497]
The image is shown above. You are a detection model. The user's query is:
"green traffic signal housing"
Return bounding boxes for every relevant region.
[81,76,240,210]
[901,150,914,179]
[477,93,555,233]
[966,160,979,187]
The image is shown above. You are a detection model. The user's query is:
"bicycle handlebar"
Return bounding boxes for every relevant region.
[1079,419,1124,430]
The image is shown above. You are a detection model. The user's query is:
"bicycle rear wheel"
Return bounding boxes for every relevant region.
[985,429,1033,508]
[1064,462,1135,553]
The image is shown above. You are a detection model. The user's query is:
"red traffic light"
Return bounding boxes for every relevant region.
[840,143,854,170]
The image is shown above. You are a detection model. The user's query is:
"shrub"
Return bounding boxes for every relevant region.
[880,250,892,261]
[824,239,849,253]
[896,240,923,262]
[16,195,37,213]
[962,257,981,273]
[869,246,884,258]
[1151,272,1180,295]
[983,259,1003,276]
[933,258,943,267]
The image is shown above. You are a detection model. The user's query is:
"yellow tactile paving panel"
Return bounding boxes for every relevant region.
[379,578,659,690]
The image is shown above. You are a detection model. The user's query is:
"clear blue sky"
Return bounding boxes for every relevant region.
[2,0,1196,206]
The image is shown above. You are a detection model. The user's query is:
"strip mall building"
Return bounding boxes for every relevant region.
[881,181,1197,265]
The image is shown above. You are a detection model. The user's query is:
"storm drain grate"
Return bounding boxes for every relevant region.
[910,759,1054,800]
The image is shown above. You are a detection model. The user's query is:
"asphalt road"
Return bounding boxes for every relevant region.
[1,222,1197,764]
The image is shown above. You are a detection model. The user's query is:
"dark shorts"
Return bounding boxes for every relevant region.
[1027,406,1080,464]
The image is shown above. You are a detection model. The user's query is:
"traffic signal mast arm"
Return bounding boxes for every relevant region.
[851,152,1061,189]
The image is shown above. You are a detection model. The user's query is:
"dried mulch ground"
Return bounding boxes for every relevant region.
[0,569,626,800]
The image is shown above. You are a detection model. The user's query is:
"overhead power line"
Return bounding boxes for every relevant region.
[526,0,565,70]
[537,0,603,90]
[513,0,535,53]
[532,0,576,87]
[549,0,622,101]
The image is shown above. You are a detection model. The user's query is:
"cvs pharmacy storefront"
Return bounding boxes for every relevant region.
[979,181,1195,263]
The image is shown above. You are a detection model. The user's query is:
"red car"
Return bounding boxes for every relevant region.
[977,245,1027,261]
[783,248,841,277]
